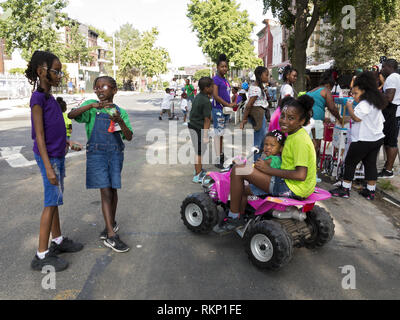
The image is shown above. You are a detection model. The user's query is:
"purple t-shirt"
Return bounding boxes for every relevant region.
[212,75,231,110]
[30,91,66,158]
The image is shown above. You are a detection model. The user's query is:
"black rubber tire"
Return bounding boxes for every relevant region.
[180,193,218,234]
[245,220,293,271]
[304,205,335,249]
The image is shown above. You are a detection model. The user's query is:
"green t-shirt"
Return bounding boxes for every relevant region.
[189,92,212,130]
[264,155,281,169]
[281,128,316,198]
[73,99,133,140]
[185,84,195,97]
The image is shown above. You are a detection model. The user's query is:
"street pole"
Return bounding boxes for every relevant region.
[113,33,116,80]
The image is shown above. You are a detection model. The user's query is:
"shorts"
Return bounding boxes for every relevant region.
[181,109,188,115]
[383,104,399,148]
[161,109,171,114]
[212,108,230,136]
[35,154,65,207]
[86,146,124,189]
[188,123,207,156]
[250,176,299,199]
[313,120,324,140]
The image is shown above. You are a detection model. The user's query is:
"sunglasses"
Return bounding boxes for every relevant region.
[94,84,114,91]
[42,67,64,77]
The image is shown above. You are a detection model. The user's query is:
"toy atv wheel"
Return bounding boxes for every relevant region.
[304,205,335,249]
[181,193,218,234]
[245,220,293,270]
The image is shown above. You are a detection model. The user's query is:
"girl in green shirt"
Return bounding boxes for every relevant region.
[215,95,316,233]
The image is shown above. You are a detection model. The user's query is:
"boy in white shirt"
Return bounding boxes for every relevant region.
[180,92,189,124]
[159,88,174,120]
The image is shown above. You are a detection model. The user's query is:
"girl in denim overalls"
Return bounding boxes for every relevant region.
[69,76,133,253]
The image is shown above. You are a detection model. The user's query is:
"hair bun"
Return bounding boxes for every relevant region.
[298,94,314,111]
[218,54,227,61]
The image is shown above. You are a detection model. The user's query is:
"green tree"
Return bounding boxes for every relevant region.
[0,0,69,60]
[187,0,262,70]
[320,1,400,71]
[114,23,142,80]
[59,23,93,67]
[120,28,170,82]
[262,0,396,91]
[193,68,212,81]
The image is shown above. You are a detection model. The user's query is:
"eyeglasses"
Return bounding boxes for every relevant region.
[94,85,113,91]
[42,67,64,77]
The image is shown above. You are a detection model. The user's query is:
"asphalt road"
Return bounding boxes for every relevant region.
[0,92,399,300]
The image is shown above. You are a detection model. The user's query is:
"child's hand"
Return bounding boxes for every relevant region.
[46,168,59,186]
[91,101,113,109]
[240,119,248,130]
[254,159,269,173]
[110,111,123,124]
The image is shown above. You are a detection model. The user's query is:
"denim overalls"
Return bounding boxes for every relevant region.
[86,106,125,189]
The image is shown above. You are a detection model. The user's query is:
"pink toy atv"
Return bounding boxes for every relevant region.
[180,157,335,270]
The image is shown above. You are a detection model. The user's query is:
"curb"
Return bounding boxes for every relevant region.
[378,188,400,208]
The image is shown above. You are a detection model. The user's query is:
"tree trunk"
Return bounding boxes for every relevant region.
[292,0,320,93]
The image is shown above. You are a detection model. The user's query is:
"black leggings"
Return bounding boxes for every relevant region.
[343,139,384,181]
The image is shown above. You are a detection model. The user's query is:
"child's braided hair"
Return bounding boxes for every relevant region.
[25,50,59,96]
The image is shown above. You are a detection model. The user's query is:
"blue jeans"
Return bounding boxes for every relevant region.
[250,176,298,199]
[212,108,230,136]
[35,154,65,207]
[86,109,125,189]
[250,115,267,161]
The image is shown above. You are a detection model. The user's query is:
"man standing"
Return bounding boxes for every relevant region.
[380,59,400,178]
[184,78,195,105]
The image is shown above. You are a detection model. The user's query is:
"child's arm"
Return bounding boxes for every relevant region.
[213,84,235,108]
[203,117,211,143]
[32,105,58,185]
[240,96,257,129]
[68,101,111,119]
[346,100,362,122]
[110,111,133,141]
[255,159,308,181]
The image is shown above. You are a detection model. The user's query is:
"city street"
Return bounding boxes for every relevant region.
[0,92,399,300]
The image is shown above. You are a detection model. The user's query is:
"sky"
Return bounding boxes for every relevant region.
[64,0,274,68]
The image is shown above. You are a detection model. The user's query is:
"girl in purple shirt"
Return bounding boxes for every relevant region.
[26,51,83,272]
[212,54,237,168]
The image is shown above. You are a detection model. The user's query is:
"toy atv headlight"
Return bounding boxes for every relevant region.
[201,174,215,190]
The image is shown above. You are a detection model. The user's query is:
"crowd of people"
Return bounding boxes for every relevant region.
[25,48,399,271]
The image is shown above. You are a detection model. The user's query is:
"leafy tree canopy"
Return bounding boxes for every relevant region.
[0,0,69,60]
[187,0,262,70]
[119,28,170,79]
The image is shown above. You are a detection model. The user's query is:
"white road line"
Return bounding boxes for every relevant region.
[0,146,85,168]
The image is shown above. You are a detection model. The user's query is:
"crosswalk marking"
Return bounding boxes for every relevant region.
[0,146,85,168]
